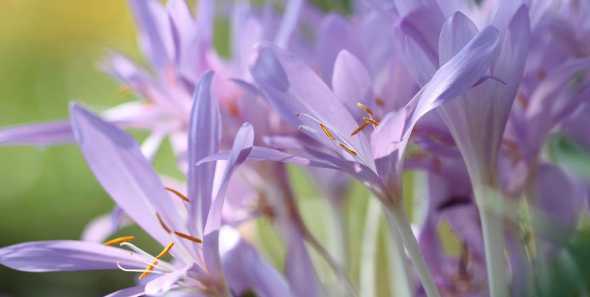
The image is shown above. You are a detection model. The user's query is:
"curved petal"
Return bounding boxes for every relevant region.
[69,104,188,253]
[0,241,146,272]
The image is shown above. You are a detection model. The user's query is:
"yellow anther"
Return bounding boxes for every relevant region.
[339,143,358,156]
[356,102,374,116]
[174,231,203,244]
[319,123,336,140]
[104,236,135,246]
[138,242,175,280]
[156,242,175,259]
[351,121,371,136]
[165,187,191,203]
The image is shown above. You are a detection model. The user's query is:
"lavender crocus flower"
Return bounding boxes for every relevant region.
[195,15,501,296]
[0,74,292,297]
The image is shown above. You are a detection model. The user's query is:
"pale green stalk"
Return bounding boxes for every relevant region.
[360,198,382,297]
[385,211,413,297]
[385,205,442,297]
[473,183,509,297]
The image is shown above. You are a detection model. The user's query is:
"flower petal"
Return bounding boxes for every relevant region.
[188,71,221,238]
[0,121,73,146]
[0,241,146,272]
[220,226,293,297]
[70,104,188,252]
[332,50,372,114]
[104,286,146,297]
[81,208,129,242]
[129,0,173,70]
[203,123,254,235]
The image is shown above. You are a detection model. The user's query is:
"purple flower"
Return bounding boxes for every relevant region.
[0,73,291,297]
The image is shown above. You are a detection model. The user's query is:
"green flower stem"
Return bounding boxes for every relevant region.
[385,205,442,297]
[474,184,509,297]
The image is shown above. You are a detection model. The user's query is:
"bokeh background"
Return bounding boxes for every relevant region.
[0,1,141,295]
[1,0,590,296]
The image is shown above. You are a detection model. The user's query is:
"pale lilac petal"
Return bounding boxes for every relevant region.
[0,241,145,272]
[275,0,303,48]
[204,123,254,235]
[332,50,372,113]
[129,0,173,70]
[0,121,73,146]
[188,71,220,237]
[398,1,444,85]
[396,30,437,85]
[197,146,341,170]
[145,269,189,296]
[101,53,153,100]
[104,286,146,297]
[370,110,406,159]
[315,14,355,81]
[438,12,478,65]
[400,26,501,159]
[81,208,128,242]
[69,104,186,249]
[202,230,223,278]
[219,227,293,297]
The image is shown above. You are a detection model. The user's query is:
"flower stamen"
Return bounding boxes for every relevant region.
[138,242,175,280]
[339,143,358,156]
[351,121,371,136]
[165,187,190,203]
[104,236,135,246]
[156,213,173,234]
[173,231,203,244]
[356,102,374,117]
[319,123,336,140]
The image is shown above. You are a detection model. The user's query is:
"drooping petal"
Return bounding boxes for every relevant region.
[70,104,188,253]
[187,71,220,238]
[0,241,146,272]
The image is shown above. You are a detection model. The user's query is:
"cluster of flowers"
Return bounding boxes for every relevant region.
[1,0,589,296]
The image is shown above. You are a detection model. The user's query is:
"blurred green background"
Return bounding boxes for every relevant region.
[0,1,141,295]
